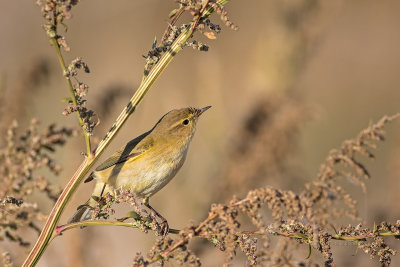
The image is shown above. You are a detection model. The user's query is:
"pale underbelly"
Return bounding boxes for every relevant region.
[114,162,181,197]
[95,151,187,198]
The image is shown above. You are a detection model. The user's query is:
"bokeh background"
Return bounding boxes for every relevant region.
[1,0,400,266]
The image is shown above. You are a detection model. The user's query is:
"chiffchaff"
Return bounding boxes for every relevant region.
[69,106,211,235]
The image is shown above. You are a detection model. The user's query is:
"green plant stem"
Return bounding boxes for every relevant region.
[22,1,227,264]
[333,232,399,241]
[49,37,91,155]
[51,220,180,241]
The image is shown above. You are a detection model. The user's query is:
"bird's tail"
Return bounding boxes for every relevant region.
[68,202,94,223]
[68,182,112,223]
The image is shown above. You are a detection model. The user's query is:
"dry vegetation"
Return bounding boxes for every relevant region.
[1,0,400,266]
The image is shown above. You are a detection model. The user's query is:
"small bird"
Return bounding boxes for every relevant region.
[69,106,211,235]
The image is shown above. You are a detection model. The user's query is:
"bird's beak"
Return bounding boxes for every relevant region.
[196,106,212,117]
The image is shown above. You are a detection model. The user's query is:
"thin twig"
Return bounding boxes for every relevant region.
[160,6,185,45]
[51,220,180,242]
[49,37,92,155]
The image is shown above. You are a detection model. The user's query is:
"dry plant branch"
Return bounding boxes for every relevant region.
[0,120,75,250]
[53,220,181,240]
[49,36,92,155]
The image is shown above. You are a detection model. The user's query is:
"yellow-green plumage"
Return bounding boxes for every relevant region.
[69,106,210,224]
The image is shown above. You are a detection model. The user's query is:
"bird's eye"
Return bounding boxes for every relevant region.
[182,119,190,125]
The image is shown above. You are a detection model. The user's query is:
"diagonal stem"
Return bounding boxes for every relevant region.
[49,37,92,155]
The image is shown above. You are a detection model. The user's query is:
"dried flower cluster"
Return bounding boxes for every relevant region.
[0,119,74,259]
[302,114,400,226]
[178,0,237,30]
[62,57,98,134]
[36,0,79,51]
[339,222,400,265]
[143,0,237,76]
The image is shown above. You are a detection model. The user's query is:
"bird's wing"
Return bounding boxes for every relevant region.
[94,150,142,172]
[95,131,153,172]
[83,146,140,183]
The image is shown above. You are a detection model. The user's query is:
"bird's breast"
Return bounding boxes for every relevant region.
[95,142,190,198]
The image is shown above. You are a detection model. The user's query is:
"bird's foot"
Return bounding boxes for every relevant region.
[159,219,169,238]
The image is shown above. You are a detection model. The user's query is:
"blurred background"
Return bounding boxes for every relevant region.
[1,0,400,266]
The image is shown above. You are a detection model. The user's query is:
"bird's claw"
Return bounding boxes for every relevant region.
[143,199,169,238]
[159,219,169,238]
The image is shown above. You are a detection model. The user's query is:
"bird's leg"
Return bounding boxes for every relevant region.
[143,197,169,237]
[93,183,108,208]
[100,183,107,198]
